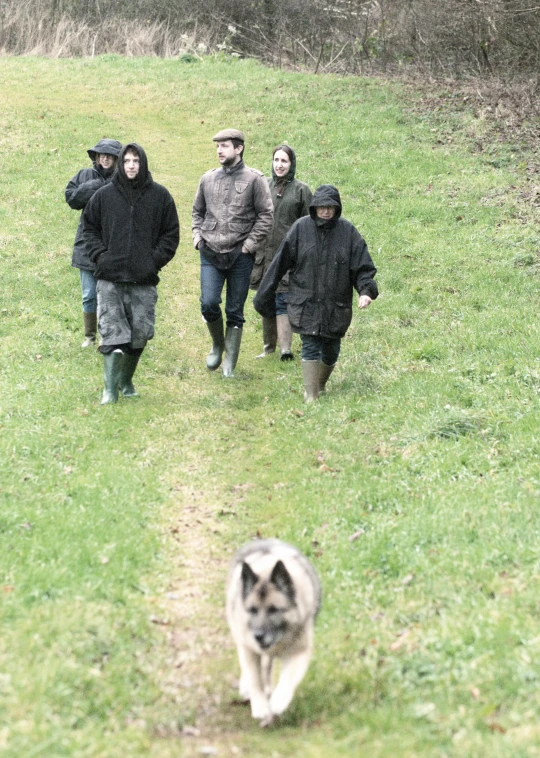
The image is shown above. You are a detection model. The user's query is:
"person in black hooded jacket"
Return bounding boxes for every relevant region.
[253,184,378,402]
[83,143,179,404]
[65,138,122,348]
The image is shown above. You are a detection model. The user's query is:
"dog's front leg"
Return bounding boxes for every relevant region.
[237,645,271,722]
[270,648,312,717]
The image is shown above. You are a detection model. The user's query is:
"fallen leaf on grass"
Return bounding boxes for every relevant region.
[488,722,506,734]
[349,529,365,542]
[318,463,336,473]
[470,686,480,700]
[389,629,410,651]
[2,586,14,593]
[182,725,201,737]
[291,409,304,417]
[150,616,170,626]
[402,573,415,585]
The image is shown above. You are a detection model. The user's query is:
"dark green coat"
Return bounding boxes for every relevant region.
[253,185,378,339]
[250,177,312,292]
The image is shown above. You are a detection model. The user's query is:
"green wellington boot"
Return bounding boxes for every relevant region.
[255,316,277,358]
[206,316,225,370]
[302,360,320,403]
[120,354,141,397]
[222,326,243,378]
[82,312,97,348]
[276,314,294,361]
[101,350,124,404]
[318,362,336,394]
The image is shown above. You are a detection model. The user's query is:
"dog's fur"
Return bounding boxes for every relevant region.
[226,539,321,726]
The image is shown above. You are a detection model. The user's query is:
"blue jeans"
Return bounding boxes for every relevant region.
[300,334,341,366]
[80,269,97,313]
[275,292,289,316]
[200,251,254,328]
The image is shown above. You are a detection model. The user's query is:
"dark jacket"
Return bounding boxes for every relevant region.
[250,149,312,292]
[65,164,112,271]
[65,138,122,271]
[82,144,179,286]
[253,185,378,339]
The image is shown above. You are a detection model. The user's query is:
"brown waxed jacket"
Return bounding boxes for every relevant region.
[192,160,273,254]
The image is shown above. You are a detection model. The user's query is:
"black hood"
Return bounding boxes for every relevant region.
[87,138,122,162]
[271,145,296,183]
[115,143,152,191]
[309,184,342,221]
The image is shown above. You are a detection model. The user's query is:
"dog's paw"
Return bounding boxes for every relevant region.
[250,695,271,722]
[238,676,250,701]
[259,713,274,728]
[270,687,293,716]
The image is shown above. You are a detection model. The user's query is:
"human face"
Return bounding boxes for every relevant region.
[97,153,115,170]
[216,140,242,167]
[123,151,140,179]
[273,149,292,178]
[315,206,336,220]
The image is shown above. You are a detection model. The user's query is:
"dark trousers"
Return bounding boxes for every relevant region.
[200,249,254,328]
[300,334,341,366]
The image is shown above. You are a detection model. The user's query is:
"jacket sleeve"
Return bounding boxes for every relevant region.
[243,174,274,254]
[253,227,298,318]
[300,184,313,218]
[65,170,104,210]
[351,228,378,300]
[82,192,108,263]
[152,193,180,270]
[191,177,207,249]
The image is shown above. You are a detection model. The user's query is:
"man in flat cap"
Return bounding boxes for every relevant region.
[192,128,273,377]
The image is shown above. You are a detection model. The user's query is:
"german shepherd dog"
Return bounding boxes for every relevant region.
[226,539,322,726]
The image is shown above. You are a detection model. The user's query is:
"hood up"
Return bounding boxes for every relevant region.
[271,144,297,184]
[87,138,122,162]
[309,184,342,222]
[115,142,152,191]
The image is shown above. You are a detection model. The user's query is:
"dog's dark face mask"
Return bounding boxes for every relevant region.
[241,560,296,650]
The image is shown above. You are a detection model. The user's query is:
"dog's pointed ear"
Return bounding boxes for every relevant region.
[241,561,259,599]
[270,560,296,604]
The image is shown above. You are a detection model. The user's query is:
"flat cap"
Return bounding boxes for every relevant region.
[212,128,245,143]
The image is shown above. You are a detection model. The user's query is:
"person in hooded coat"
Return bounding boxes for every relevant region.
[253,185,378,402]
[250,144,312,360]
[83,143,179,404]
[65,138,122,347]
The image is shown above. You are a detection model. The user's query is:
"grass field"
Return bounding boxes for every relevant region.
[1,55,540,757]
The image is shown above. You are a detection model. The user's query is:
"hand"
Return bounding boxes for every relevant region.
[358,295,372,309]
[242,246,249,254]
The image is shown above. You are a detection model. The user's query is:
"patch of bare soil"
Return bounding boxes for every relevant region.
[150,484,251,757]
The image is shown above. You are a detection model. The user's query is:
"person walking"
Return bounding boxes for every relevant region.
[83,143,179,404]
[253,185,378,402]
[250,144,312,360]
[65,139,122,347]
[192,128,273,377]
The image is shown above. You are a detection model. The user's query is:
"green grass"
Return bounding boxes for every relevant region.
[1,55,540,757]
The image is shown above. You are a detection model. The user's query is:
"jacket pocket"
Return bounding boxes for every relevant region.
[94,253,115,281]
[329,301,353,336]
[201,218,217,231]
[229,220,252,233]
[287,291,309,330]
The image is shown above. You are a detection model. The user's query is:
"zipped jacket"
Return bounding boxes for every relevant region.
[192,160,273,254]
[253,185,378,339]
[82,144,179,286]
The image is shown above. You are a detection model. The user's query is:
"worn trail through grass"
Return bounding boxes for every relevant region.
[2,56,540,757]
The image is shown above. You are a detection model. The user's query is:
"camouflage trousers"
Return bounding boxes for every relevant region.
[97,280,158,350]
